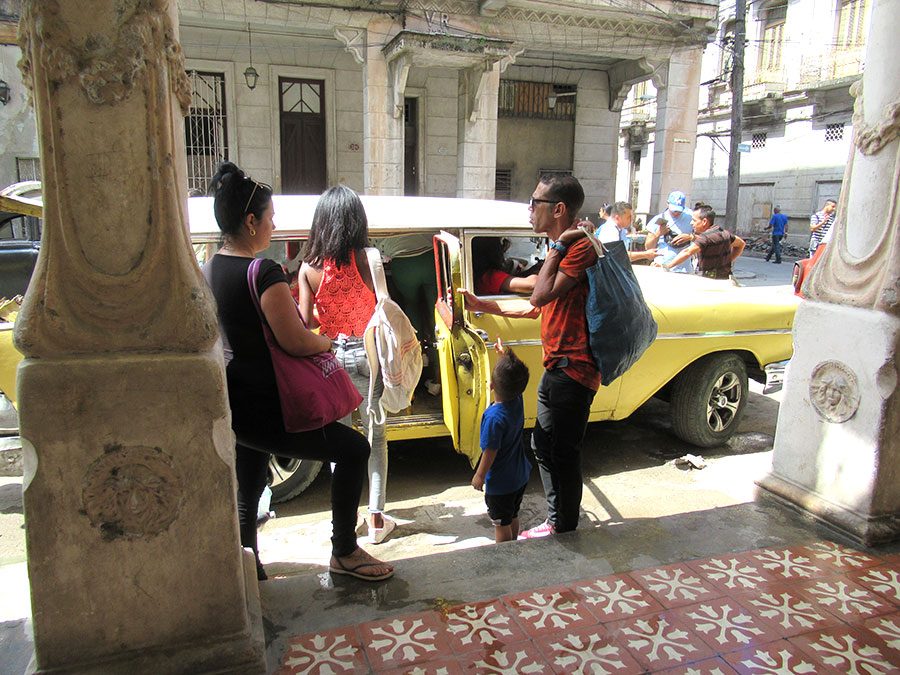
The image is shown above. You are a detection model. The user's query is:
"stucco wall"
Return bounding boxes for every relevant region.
[496,117,574,203]
[0,45,39,187]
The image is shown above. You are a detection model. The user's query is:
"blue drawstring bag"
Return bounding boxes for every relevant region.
[583,230,658,385]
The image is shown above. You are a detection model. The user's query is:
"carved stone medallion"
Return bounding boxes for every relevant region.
[82,445,182,540]
[809,360,861,423]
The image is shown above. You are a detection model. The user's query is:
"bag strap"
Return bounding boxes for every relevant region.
[246,257,265,319]
[582,224,608,259]
[364,247,390,302]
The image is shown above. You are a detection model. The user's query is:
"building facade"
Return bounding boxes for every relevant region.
[2,0,718,219]
[616,0,869,244]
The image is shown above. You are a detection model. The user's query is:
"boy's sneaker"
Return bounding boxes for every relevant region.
[518,520,556,540]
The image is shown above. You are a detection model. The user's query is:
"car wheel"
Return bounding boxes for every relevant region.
[268,456,323,504]
[670,353,748,448]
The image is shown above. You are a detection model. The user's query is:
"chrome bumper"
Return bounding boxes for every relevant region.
[763,359,790,394]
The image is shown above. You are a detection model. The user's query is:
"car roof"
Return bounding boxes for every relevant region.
[188,195,533,240]
[0,181,43,219]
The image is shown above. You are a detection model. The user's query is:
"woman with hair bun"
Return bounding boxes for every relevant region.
[202,162,393,582]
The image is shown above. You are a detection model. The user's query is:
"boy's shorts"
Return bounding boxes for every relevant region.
[485,484,527,527]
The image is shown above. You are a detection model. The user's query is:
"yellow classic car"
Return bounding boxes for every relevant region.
[1,186,799,503]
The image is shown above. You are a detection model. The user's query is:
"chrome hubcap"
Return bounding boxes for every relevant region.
[706,372,741,433]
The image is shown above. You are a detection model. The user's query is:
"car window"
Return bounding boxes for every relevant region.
[470,234,544,296]
[0,215,31,241]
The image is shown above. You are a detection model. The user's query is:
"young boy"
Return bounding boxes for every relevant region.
[471,339,531,543]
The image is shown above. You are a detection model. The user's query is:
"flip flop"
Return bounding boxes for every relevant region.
[329,555,394,582]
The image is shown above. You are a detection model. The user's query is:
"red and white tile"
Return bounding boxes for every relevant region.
[463,641,551,674]
[687,555,771,594]
[672,597,771,653]
[381,660,465,675]
[790,626,900,674]
[748,547,830,581]
[737,585,840,637]
[502,586,595,638]
[534,625,643,674]
[801,541,881,572]
[722,639,824,674]
[794,577,895,621]
[630,563,721,609]
[863,613,900,651]
[572,573,663,623]
[851,566,900,604]
[278,626,368,674]
[653,657,737,674]
[607,613,715,671]
[442,600,527,653]
[360,612,453,671]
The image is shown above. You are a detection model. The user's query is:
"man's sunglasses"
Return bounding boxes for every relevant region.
[529,197,559,208]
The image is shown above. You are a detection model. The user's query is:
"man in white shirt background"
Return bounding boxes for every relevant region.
[644,190,694,273]
[596,201,657,263]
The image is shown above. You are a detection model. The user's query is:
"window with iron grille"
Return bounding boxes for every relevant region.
[752,132,767,149]
[495,169,512,201]
[825,123,845,142]
[185,71,229,196]
[837,0,867,49]
[498,80,576,120]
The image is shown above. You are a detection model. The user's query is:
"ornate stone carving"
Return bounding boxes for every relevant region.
[809,360,861,423]
[18,0,191,112]
[851,81,900,156]
[334,27,366,65]
[14,0,220,357]
[82,445,183,539]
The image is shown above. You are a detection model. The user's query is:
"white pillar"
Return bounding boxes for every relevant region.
[457,63,499,199]
[759,0,900,545]
[363,17,404,195]
[649,48,702,214]
[574,70,620,217]
[16,2,264,671]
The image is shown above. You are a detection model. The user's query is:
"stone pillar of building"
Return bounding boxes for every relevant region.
[648,47,702,214]
[457,62,500,199]
[16,2,265,672]
[363,17,404,195]
[574,70,620,217]
[759,0,900,545]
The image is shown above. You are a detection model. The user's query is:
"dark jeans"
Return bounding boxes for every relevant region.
[530,369,596,533]
[765,234,783,262]
[234,421,370,562]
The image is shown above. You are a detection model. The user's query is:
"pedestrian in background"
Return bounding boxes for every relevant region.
[471,340,531,544]
[656,204,745,280]
[644,190,695,273]
[809,199,836,257]
[765,205,789,264]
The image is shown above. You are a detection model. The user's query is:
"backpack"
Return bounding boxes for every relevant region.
[363,248,423,424]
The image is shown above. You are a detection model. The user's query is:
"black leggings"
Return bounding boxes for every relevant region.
[234,421,370,561]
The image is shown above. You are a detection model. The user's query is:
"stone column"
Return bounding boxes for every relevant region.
[573,70,620,217]
[363,17,403,195]
[457,63,500,199]
[16,2,265,672]
[648,48,702,213]
[759,0,900,545]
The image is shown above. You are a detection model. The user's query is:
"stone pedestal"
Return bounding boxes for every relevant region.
[16,1,265,671]
[457,64,499,199]
[760,0,900,546]
[649,48,702,213]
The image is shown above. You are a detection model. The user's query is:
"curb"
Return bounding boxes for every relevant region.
[0,436,23,477]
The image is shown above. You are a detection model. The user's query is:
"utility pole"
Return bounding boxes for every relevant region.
[725,0,746,232]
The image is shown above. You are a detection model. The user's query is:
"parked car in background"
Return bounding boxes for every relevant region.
[793,242,827,297]
[0,182,42,298]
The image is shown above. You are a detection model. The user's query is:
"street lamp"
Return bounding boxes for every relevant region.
[244,25,258,91]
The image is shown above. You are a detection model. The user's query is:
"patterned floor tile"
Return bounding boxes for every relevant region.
[794,576,896,622]
[687,554,774,594]
[460,640,552,674]
[801,541,882,572]
[629,563,722,609]
[442,600,527,654]
[571,573,664,624]
[380,659,465,675]
[361,612,453,670]
[747,547,834,582]
[849,565,900,604]
[863,613,900,652]
[735,584,842,638]
[671,597,773,653]
[790,625,900,674]
[722,639,835,674]
[653,657,738,674]
[278,626,369,674]
[534,624,643,674]
[606,612,715,671]
[502,586,597,638]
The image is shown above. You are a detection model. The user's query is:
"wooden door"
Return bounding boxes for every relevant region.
[404,98,419,196]
[280,78,326,194]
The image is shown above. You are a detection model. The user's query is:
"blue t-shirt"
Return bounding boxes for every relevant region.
[649,209,694,273]
[769,213,788,236]
[479,395,531,495]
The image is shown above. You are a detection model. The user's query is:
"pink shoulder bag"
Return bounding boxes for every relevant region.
[247,258,362,432]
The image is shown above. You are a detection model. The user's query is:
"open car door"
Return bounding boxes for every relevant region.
[433,231,490,468]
